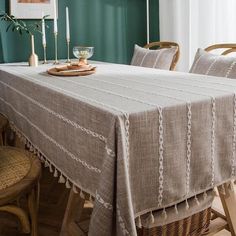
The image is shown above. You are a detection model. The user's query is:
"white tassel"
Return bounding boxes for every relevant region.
[148,212,154,224]
[213,188,218,196]
[66,179,71,189]
[203,191,208,200]
[53,169,58,178]
[72,185,78,194]
[49,164,53,173]
[195,195,200,206]
[80,190,85,199]
[162,208,167,220]
[136,216,142,228]
[29,146,34,152]
[58,174,66,183]
[220,185,226,195]
[39,155,44,162]
[44,160,49,168]
[229,181,234,191]
[185,199,189,210]
[175,204,179,215]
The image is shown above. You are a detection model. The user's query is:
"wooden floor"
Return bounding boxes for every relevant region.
[0,167,92,236]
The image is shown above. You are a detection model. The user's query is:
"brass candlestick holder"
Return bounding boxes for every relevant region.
[42,44,48,64]
[66,40,71,63]
[54,32,59,64]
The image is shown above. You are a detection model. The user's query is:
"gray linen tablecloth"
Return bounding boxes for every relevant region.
[0,61,236,235]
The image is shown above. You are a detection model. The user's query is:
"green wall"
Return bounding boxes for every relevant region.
[0,0,159,64]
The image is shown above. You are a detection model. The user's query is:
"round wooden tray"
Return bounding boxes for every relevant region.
[47,67,96,76]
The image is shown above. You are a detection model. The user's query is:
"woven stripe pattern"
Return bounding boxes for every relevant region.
[1,62,236,235]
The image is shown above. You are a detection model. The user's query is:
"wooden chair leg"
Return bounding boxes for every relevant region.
[28,187,38,236]
[35,182,40,212]
[60,188,86,236]
[3,130,7,146]
[0,131,3,146]
[218,182,236,236]
[0,205,30,233]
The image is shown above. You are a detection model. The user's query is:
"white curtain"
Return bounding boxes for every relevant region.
[159,0,236,71]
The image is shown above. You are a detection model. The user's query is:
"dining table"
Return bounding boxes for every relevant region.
[0,61,236,236]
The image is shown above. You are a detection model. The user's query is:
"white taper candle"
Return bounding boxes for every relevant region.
[66,7,70,42]
[146,0,150,44]
[53,0,58,34]
[42,12,46,45]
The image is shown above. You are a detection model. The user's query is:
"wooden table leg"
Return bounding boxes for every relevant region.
[218,182,236,236]
[0,129,3,146]
[60,189,86,236]
[28,186,39,236]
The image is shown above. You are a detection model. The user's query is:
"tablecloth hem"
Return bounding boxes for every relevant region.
[9,121,96,200]
[134,179,235,222]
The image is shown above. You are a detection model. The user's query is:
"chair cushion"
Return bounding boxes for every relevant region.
[0,148,31,190]
[131,44,178,70]
[190,48,236,78]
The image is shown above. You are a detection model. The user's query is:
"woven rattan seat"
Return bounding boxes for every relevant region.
[0,114,8,145]
[0,148,31,190]
[0,147,41,236]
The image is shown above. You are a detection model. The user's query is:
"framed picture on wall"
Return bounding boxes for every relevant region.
[10,0,57,19]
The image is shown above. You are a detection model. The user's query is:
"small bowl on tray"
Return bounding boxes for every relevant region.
[73,46,94,65]
[47,46,96,76]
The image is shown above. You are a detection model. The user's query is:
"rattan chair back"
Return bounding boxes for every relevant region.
[205,43,236,55]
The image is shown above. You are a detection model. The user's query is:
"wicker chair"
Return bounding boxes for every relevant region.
[0,147,41,236]
[137,208,211,236]
[144,41,180,71]
[0,114,8,145]
[205,43,236,55]
[190,43,236,79]
[136,190,214,236]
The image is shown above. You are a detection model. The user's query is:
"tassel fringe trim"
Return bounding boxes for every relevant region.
[174,204,178,215]
[10,122,95,201]
[136,216,142,228]
[135,191,214,228]
[229,181,234,191]
[9,122,236,229]
[162,208,167,220]
[148,211,155,224]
